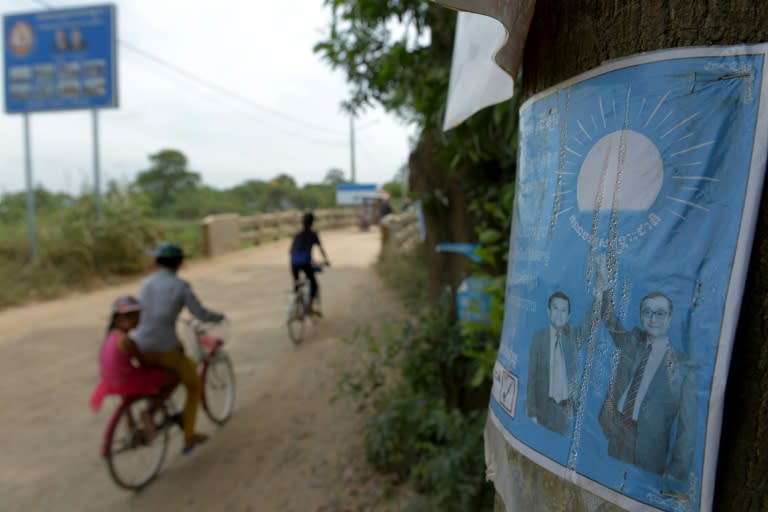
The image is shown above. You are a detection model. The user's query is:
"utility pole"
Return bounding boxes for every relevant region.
[92,109,102,213]
[23,113,37,262]
[349,115,356,183]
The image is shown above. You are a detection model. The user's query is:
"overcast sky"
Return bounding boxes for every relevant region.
[1,0,417,195]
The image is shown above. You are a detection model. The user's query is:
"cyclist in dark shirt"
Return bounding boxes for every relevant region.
[290,212,330,315]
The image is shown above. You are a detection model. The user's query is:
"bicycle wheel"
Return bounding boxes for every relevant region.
[287,294,305,344]
[105,397,169,490]
[202,351,236,424]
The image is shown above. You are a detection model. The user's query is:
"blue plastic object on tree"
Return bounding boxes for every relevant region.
[414,200,427,241]
[436,243,490,325]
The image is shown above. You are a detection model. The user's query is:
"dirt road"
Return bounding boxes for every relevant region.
[0,228,402,512]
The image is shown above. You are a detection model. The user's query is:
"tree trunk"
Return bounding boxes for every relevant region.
[408,133,475,303]
[513,1,768,510]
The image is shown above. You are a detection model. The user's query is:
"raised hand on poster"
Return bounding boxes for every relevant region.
[595,254,612,294]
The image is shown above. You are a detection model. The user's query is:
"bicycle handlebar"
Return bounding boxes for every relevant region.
[181,316,229,335]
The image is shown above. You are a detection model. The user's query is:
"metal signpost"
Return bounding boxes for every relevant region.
[3,4,118,260]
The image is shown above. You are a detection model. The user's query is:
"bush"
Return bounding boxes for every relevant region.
[375,248,430,312]
[409,408,491,510]
[151,217,202,257]
[338,291,495,511]
[38,188,159,278]
[0,188,161,308]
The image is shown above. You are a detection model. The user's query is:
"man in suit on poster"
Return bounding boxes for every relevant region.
[597,259,697,481]
[526,291,593,436]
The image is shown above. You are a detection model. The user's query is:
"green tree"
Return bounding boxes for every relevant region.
[299,183,336,209]
[382,180,403,199]
[228,179,270,212]
[164,185,236,218]
[314,2,516,509]
[134,149,201,213]
[270,173,297,189]
[323,168,348,185]
[315,0,518,299]
[0,187,74,223]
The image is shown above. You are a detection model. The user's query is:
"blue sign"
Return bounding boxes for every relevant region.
[335,183,378,205]
[435,242,481,263]
[4,4,118,113]
[456,276,491,325]
[414,200,426,241]
[489,45,768,512]
[436,243,491,324]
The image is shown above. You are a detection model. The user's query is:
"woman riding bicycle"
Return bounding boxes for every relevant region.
[289,212,330,316]
[133,241,225,454]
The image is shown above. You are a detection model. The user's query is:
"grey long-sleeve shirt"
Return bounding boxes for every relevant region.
[133,268,224,353]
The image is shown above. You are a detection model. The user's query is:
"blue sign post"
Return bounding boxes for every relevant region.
[4,4,118,113]
[3,4,118,260]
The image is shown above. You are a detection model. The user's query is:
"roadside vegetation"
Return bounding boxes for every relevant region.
[336,183,513,511]
[0,149,404,308]
[316,0,518,509]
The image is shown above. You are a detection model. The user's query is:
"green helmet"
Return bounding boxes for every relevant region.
[149,241,184,259]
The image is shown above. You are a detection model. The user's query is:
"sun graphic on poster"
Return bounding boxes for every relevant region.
[554,88,718,252]
[8,21,35,57]
[577,130,663,211]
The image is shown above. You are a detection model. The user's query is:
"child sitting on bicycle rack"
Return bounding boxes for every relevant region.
[89,296,178,439]
[290,212,330,316]
[133,241,225,455]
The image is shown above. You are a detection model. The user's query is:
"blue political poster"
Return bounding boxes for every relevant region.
[489,45,768,512]
[4,4,117,113]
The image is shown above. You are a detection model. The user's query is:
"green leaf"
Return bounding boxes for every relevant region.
[478,229,501,244]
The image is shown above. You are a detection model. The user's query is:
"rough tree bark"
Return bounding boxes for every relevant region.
[408,133,475,303]
[511,1,768,510]
[407,6,482,304]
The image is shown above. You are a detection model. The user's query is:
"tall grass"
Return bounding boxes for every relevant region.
[150,217,202,257]
[0,189,178,308]
[375,249,430,312]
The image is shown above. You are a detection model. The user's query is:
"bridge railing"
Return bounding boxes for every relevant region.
[201,208,357,257]
[379,209,421,257]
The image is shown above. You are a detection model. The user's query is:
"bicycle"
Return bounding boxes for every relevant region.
[100,318,236,490]
[286,264,326,344]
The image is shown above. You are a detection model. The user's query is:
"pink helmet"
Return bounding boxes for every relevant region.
[111,295,142,314]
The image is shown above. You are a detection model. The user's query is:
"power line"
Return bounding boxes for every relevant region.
[118,40,346,135]
[26,0,347,136]
[357,139,389,179]
[117,50,349,147]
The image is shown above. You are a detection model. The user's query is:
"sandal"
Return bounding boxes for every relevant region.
[181,433,209,455]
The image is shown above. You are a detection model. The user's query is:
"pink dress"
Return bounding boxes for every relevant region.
[89,330,168,412]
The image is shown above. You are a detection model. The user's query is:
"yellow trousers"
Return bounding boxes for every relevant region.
[142,346,200,443]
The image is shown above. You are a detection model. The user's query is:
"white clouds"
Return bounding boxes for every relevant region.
[1,0,415,194]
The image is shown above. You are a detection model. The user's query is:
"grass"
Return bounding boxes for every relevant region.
[0,202,353,310]
[0,211,203,310]
[375,248,429,312]
[150,217,202,257]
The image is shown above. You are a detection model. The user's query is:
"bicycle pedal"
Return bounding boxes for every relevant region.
[169,411,184,427]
